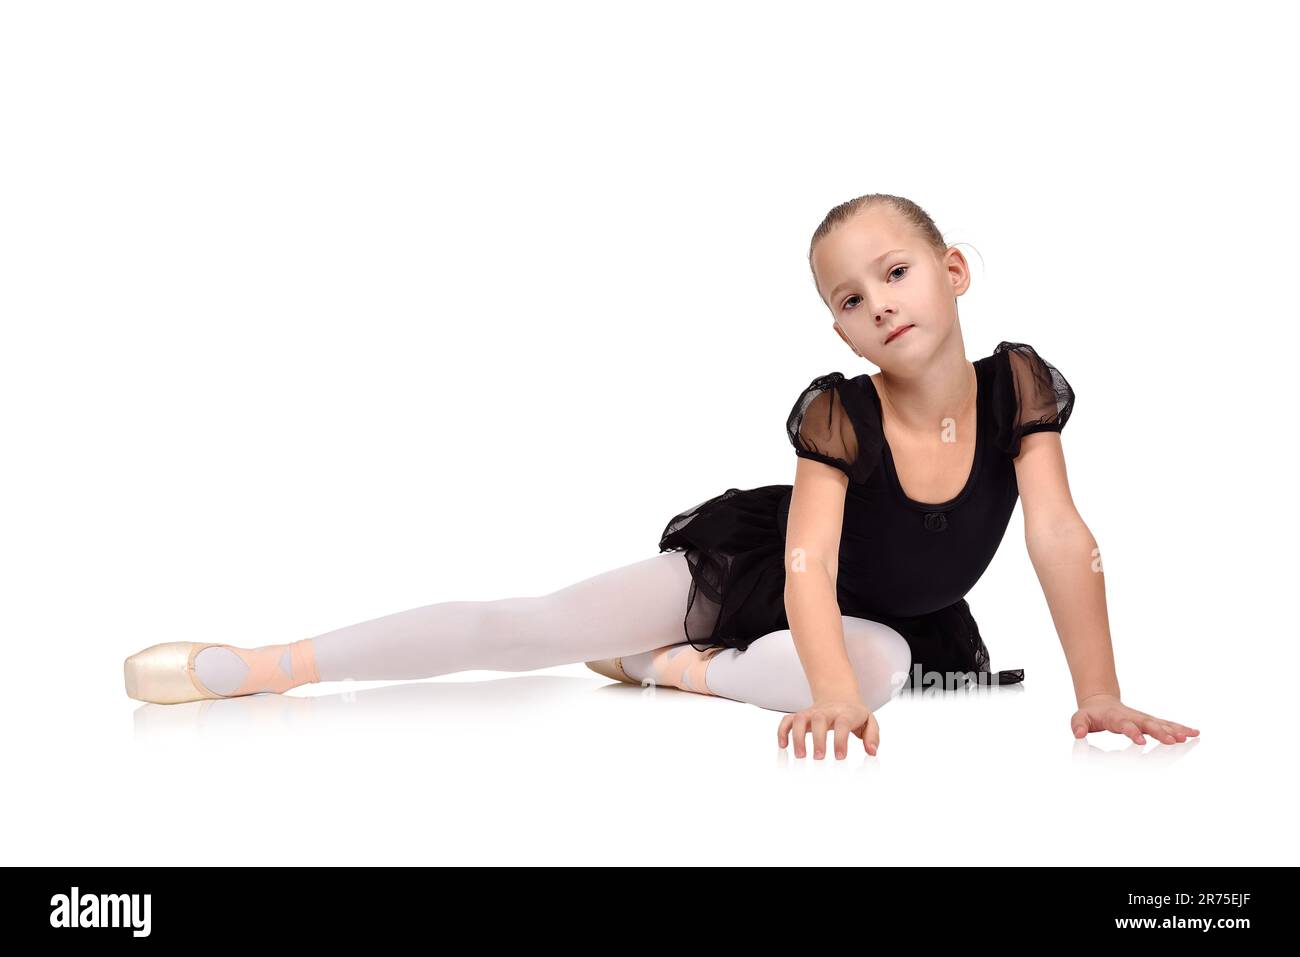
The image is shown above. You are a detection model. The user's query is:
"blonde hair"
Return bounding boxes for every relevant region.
[808,193,948,294]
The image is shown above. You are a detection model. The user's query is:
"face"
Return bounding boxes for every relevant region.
[811,206,970,370]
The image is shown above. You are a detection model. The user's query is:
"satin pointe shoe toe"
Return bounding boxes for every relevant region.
[585,657,636,685]
[123,642,228,705]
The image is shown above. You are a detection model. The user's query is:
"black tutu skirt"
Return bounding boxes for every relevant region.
[658,484,1024,689]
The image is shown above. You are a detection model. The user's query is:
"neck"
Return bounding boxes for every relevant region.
[875,352,977,434]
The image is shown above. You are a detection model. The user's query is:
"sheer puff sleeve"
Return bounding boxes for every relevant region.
[991,341,1076,458]
[786,372,881,485]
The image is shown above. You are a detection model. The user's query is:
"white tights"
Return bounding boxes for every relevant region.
[194,551,913,714]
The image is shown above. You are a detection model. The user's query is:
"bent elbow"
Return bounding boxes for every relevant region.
[1024,516,1095,566]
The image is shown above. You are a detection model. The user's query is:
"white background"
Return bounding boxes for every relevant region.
[2,0,1295,866]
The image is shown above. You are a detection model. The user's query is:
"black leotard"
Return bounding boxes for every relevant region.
[658,341,1075,689]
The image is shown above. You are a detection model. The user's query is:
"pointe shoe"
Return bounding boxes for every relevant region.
[585,657,636,685]
[123,640,320,705]
[646,644,723,696]
[123,642,224,704]
[587,645,723,695]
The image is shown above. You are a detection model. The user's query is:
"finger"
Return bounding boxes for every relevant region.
[1147,719,1179,744]
[1116,718,1145,745]
[833,717,850,760]
[1155,720,1182,743]
[777,713,792,747]
[1070,710,1091,738]
[812,715,829,760]
[793,715,809,759]
[864,712,880,756]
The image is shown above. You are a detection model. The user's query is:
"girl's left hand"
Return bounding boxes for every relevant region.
[1069,694,1200,744]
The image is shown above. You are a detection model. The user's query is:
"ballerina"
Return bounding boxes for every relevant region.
[123,192,1200,760]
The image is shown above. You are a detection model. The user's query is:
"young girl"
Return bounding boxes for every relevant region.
[123,193,1199,760]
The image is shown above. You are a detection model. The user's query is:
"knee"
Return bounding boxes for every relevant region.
[475,596,550,670]
[841,618,912,708]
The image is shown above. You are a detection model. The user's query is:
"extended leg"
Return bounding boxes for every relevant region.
[193,551,697,694]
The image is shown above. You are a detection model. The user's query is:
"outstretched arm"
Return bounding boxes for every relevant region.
[1013,431,1200,745]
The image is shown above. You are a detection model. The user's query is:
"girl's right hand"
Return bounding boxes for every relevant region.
[777,698,879,759]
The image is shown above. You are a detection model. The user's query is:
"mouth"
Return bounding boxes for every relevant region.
[885,324,915,344]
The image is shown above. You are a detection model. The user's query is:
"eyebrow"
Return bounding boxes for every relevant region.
[827,248,908,303]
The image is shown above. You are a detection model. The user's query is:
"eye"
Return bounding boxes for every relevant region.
[839,265,908,311]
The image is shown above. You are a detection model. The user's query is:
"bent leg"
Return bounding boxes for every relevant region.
[194,551,698,692]
[701,617,912,713]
